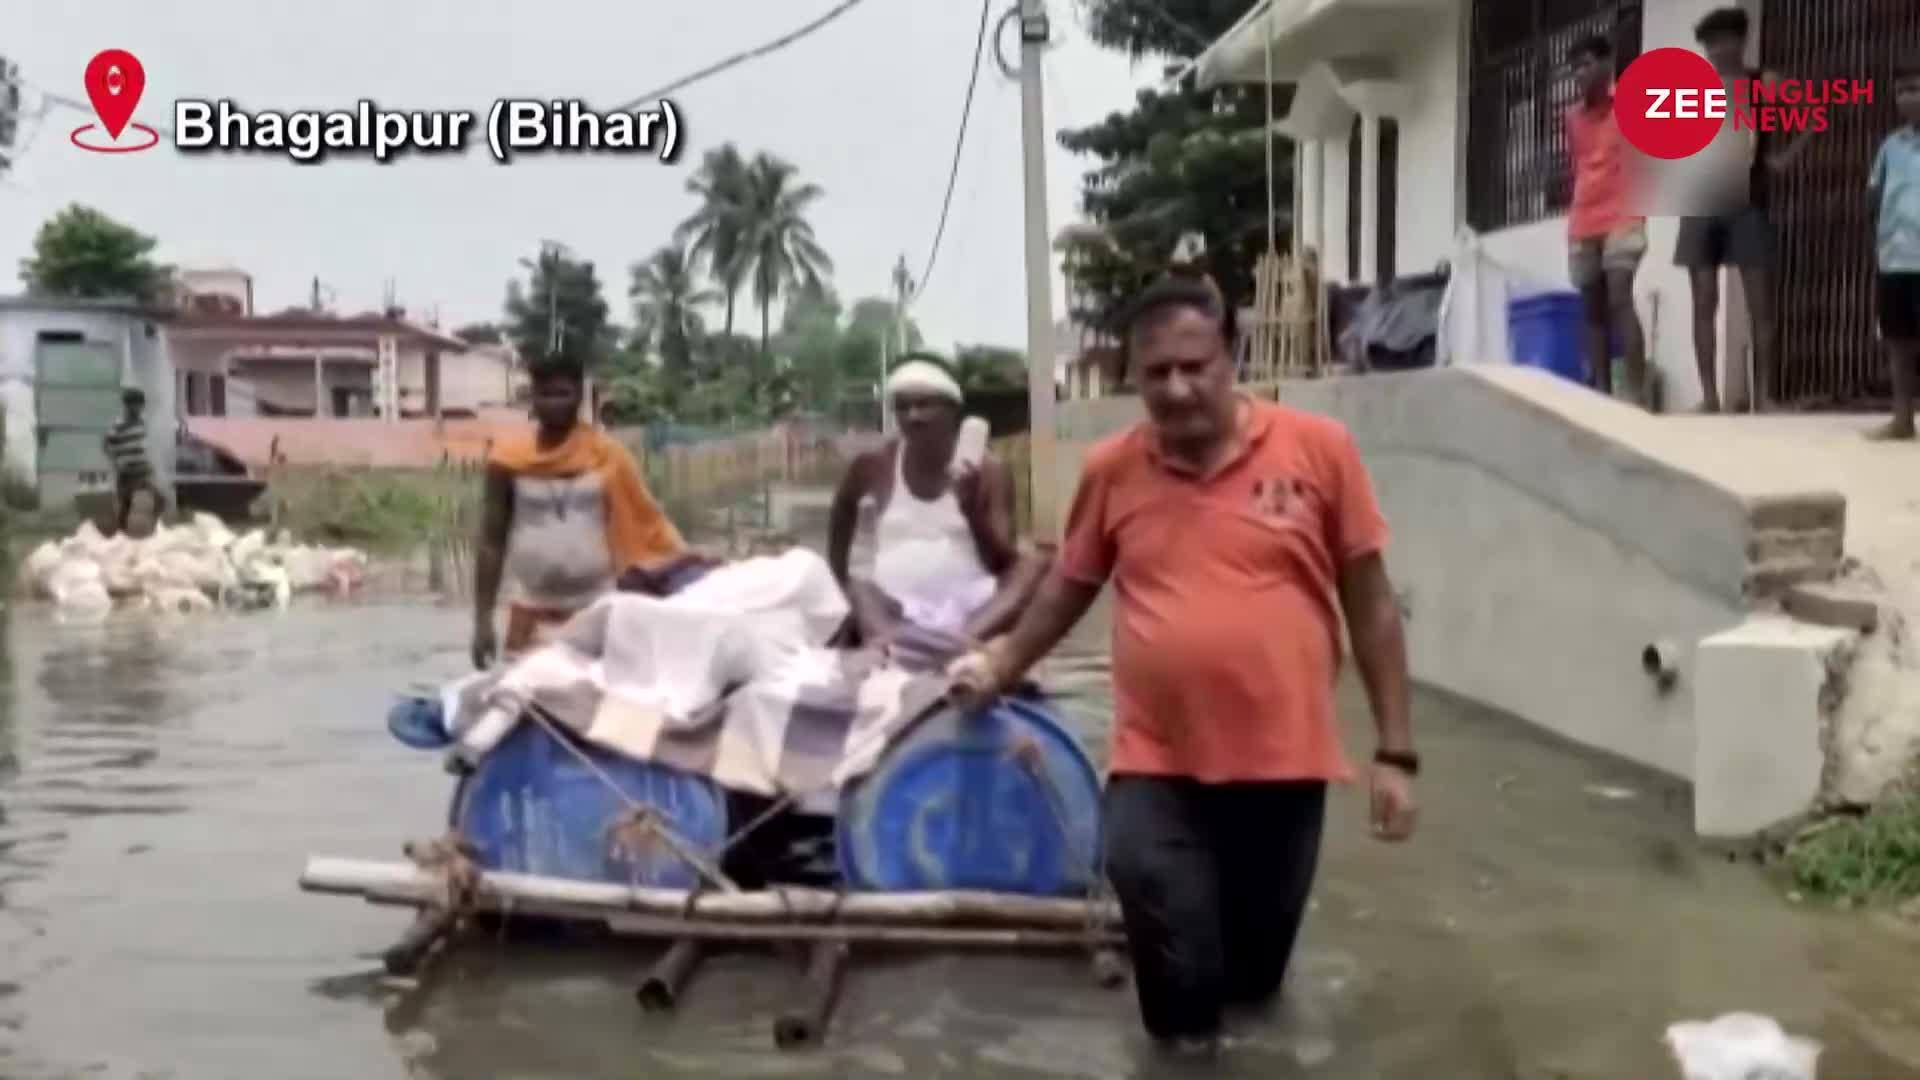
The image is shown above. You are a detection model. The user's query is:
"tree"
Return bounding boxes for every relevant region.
[504,245,611,371]
[1058,1,1291,330]
[735,153,833,395]
[780,283,846,416]
[454,322,504,345]
[20,204,171,303]
[676,144,752,340]
[629,242,717,382]
[952,344,1026,391]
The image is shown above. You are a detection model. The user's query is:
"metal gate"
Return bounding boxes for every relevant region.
[34,338,123,504]
[1763,0,1920,407]
[1466,0,1644,233]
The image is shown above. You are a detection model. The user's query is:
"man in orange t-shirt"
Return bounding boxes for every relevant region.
[949,277,1417,1056]
[1566,33,1649,403]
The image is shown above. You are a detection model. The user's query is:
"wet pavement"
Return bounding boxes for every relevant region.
[1,588,1919,1078]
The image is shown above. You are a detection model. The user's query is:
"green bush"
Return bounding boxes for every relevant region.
[1782,801,1920,904]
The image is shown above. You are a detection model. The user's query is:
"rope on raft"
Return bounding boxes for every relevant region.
[519,701,743,893]
[403,832,482,919]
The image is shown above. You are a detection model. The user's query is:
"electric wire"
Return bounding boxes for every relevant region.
[910,0,994,303]
[609,0,877,113]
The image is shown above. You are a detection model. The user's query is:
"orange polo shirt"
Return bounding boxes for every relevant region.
[1057,399,1390,784]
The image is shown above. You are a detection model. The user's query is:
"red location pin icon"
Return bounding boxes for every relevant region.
[84,50,146,140]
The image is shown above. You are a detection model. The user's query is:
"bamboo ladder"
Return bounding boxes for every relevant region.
[1242,248,1328,386]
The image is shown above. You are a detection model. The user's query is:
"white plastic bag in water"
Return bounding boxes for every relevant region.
[1666,1013,1820,1079]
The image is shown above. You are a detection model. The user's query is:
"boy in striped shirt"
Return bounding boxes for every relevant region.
[103,388,153,533]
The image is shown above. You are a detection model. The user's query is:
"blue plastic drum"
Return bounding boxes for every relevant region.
[836,695,1102,896]
[449,718,727,889]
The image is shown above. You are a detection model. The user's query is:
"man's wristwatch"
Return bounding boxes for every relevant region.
[1374,749,1420,776]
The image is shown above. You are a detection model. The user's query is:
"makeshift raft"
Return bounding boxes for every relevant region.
[301,686,1125,1048]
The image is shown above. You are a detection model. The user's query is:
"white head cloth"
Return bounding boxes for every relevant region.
[886,360,963,404]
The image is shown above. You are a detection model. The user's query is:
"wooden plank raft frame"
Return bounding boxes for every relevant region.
[303,856,1128,1048]
[303,857,1123,941]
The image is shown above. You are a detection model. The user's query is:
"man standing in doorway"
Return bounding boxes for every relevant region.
[947,277,1418,1057]
[1676,7,1814,412]
[1567,35,1648,403]
[1867,57,1920,440]
[103,388,153,534]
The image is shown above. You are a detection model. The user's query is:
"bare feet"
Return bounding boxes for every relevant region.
[1867,420,1916,441]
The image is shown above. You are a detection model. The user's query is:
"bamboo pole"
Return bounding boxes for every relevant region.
[602,913,1122,950]
[383,907,457,976]
[302,857,1122,929]
[636,940,704,1013]
[774,941,849,1049]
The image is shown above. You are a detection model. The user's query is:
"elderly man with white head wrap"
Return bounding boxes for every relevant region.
[827,353,1052,650]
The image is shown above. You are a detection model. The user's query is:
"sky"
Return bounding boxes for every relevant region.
[2,0,1166,357]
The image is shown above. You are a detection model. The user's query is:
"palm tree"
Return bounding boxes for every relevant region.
[736,153,833,401]
[628,242,718,379]
[675,145,751,339]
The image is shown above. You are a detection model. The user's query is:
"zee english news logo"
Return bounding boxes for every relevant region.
[1614,47,1875,160]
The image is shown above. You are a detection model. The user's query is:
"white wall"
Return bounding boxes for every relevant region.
[176,270,253,315]
[1395,2,1463,278]
[0,306,174,495]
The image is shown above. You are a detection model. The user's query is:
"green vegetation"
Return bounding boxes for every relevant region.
[505,246,615,372]
[1781,802,1920,905]
[1058,0,1293,330]
[257,465,478,554]
[19,204,173,303]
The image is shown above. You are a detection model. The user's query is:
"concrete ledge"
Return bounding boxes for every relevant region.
[1694,616,1855,838]
[1277,368,1846,606]
[1782,582,1882,635]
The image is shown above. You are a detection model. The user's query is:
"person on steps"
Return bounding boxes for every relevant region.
[1676,7,1815,413]
[827,354,1049,649]
[1867,55,1920,440]
[471,360,687,668]
[947,277,1418,1059]
[1566,33,1648,403]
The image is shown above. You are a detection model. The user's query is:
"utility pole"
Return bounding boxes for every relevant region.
[1017,0,1059,540]
[885,255,913,435]
[0,57,21,177]
[521,239,571,359]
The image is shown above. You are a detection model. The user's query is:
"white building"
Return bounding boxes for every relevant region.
[1194,0,1897,411]
[0,296,175,507]
[173,267,255,316]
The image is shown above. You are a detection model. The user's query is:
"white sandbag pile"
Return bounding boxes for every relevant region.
[19,514,368,620]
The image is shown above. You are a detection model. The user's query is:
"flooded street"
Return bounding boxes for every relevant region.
[1,582,1918,1077]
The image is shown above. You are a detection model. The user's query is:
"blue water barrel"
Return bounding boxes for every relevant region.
[450,719,727,889]
[836,695,1102,897]
[1509,291,1586,384]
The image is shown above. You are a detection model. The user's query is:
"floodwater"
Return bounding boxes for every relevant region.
[1,579,1919,1076]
